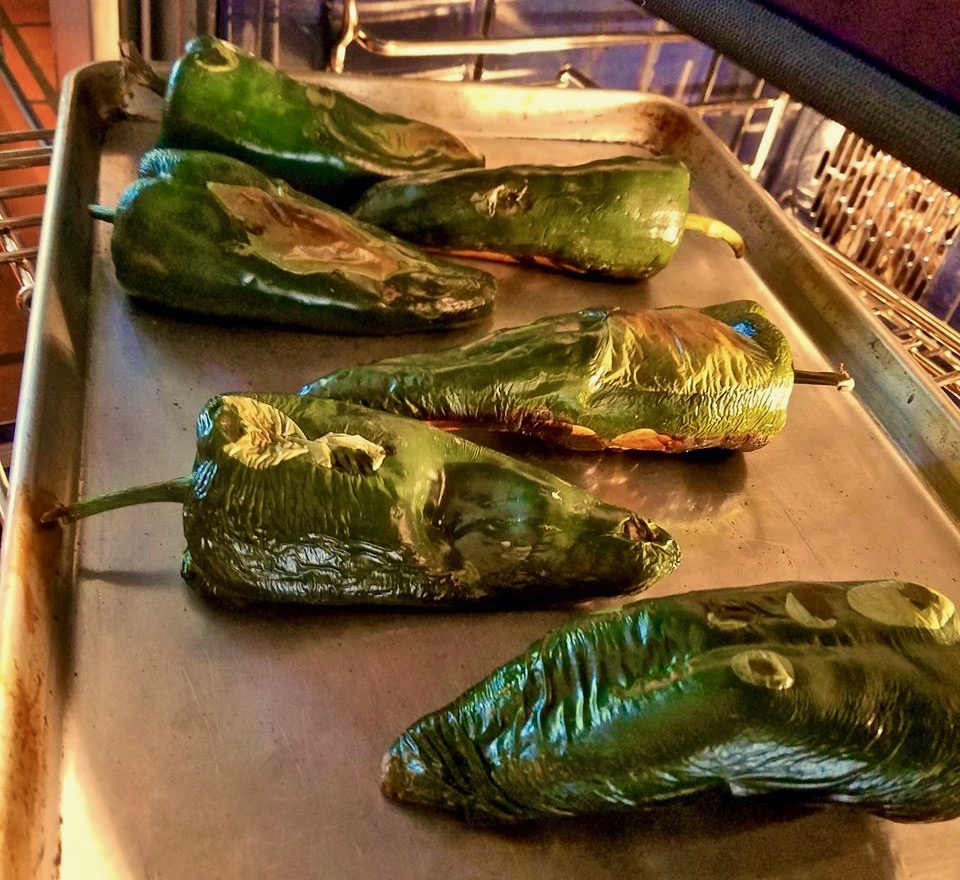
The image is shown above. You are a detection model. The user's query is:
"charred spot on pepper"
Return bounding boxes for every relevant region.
[209,183,403,280]
[901,582,947,612]
[470,183,531,218]
[847,580,955,629]
[730,649,795,690]
[101,149,496,334]
[706,600,756,630]
[785,586,838,628]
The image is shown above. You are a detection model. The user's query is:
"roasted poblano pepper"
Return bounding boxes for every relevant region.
[351,156,744,279]
[383,579,960,822]
[43,395,679,606]
[92,148,496,334]
[158,36,483,206]
[302,300,851,452]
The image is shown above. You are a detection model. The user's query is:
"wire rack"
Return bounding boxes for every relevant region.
[0,9,58,517]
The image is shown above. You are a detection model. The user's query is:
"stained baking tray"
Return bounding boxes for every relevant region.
[2,61,960,879]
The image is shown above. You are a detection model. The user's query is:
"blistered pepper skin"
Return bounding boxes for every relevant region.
[351,156,740,279]
[383,580,960,822]
[302,300,793,452]
[188,395,680,605]
[53,395,679,607]
[105,149,495,334]
[159,37,484,206]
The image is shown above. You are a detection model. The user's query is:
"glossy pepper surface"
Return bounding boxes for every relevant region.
[158,36,484,206]
[383,579,960,822]
[303,300,799,452]
[97,148,495,334]
[351,155,744,279]
[45,394,679,607]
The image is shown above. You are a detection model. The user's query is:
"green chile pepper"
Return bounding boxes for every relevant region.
[92,148,495,334]
[351,156,745,279]
[158,36,484,206]
[302,300,851,452]
[43,395,679,607]
[383,579,960,822]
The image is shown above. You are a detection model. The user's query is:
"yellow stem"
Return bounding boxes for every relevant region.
[684,214,746,258]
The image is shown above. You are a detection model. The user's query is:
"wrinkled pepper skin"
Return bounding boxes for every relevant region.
[302,300,793,452]
[55,395,679,607]
[352,156,738,279]
[383,579,960,823]
[159,36,484,206]
[106,148,495,334]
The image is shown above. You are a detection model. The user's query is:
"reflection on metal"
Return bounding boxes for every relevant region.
[331,0,360,73]
[350,27,690,58]
[801,226,960,406]
[266,0,282,66]
[692,97,778,113]
[330,0,688,72]
[557,64,598,90]
[748,93,791,180]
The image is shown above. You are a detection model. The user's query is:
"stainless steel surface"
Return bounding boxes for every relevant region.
[800,226,960,407]
[3,62,960,879]
[0,60,114,879]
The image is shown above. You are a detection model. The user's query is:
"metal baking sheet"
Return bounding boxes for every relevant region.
[2,62,960,879]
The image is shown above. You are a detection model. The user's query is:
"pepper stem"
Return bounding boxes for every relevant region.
[40,474,194,526]
[793,367,855,391]
[684,214,746,258]
[89,204,116,223]
[119,39,168,96]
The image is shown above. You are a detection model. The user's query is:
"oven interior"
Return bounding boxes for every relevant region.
[2,0,959,424]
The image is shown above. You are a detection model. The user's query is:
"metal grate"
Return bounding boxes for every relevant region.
[807,130,959,305]
[869,302,960,407]
[800,229,960,407]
